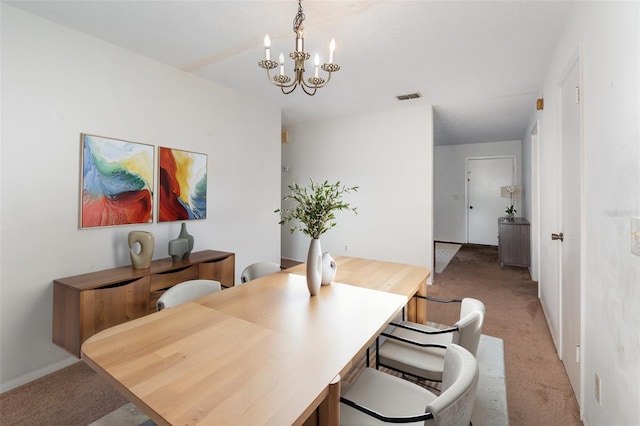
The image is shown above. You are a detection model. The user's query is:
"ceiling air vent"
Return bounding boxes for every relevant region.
[396,93,422,101]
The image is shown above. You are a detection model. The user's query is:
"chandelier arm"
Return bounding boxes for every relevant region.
[265,69,297,89]
[300,78,321,90]
[274,79,298,89]
[323,71,334,85]
[282,83,300,95]
[300,84,318,96]
[300,69,334,90]
[319,69,335,87]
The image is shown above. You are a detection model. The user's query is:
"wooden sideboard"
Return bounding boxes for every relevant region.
[53,250,235,357]
[498,218,530,268]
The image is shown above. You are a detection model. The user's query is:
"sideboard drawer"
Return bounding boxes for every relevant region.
[149,265,199,291]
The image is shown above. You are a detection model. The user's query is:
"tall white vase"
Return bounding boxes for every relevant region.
[306,239,322,296]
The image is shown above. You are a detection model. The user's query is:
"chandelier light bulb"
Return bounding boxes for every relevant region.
[296,31,303,52]
[329,38,336,63]
[279,52,285,75]
[264,34,271,60]
[314,54,320,78]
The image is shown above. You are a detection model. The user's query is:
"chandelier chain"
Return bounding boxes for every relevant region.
[293,0,305,33]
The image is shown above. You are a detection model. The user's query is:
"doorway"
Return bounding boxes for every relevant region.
[467,156,516,245]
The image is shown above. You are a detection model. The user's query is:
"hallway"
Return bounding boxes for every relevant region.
[428,244,581,425]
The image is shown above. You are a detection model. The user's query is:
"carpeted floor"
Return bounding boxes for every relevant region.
[430,244,581,425]
[0,361,127,426]
[0,244,581,425]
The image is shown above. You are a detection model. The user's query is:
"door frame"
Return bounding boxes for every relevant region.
[530,121,540,285]
[557,45,585,410]
[465,155,517,244]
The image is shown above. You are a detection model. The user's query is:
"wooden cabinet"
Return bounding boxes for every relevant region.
[53,250,234,357]
[498,218,530,268]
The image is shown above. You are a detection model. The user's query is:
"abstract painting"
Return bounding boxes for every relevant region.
[80,134,154,228]
[158,147,207,222]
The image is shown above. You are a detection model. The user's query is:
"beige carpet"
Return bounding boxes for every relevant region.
[0,361,127,426]
[435,242,462,273]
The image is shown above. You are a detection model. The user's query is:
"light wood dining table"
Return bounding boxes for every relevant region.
[285,256,429,324]
[81,256,430,426]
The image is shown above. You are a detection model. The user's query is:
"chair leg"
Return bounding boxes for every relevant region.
[366,347,370,368]
[375,337,380,369]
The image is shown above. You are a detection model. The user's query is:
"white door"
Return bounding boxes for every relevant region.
[467,157,515,245]
[559,58,582,403]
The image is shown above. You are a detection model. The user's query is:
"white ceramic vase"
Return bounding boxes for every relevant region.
[321,252,337,285]
[306,239,323,296]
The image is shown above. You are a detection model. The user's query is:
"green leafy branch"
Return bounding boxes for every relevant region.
[275,178,358,239]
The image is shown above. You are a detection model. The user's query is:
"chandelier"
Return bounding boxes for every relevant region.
[258,0,340,96]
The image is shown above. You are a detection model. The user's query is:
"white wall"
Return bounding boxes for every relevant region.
[0,5,281,391]
[434,140,522,244]
[281,106,433,276]
[529,2,640,423]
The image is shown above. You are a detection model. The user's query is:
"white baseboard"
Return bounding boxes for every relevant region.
[0,356,79,393]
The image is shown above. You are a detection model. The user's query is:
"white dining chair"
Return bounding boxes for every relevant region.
[341,344,479,425]
[156,279,221,311]
[239,261,281,284]
[377,297,485,383]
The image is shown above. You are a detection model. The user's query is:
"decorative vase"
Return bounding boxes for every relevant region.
[168,238,189,262]
[321,252,337,285]
[306,239,323,296]
[178,222,194,260]
[128,231,154,269]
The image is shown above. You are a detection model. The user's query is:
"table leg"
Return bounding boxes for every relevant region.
[406,281,427,324]
[318,375,341,426]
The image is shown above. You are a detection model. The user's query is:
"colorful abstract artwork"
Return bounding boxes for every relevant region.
[80,134,154,228]
[158,147,207,222]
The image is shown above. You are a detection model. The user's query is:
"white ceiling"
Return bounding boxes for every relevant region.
[6,0,573,146]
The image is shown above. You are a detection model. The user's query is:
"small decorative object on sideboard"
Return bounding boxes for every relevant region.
[505,205,516,221]
[276,178,358,296]
[501,185,521,221]
[168,238,189,262]
[178,222,194,258]
[322,252,337,285]
[168,223,194,262]
[128,231,154,269]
